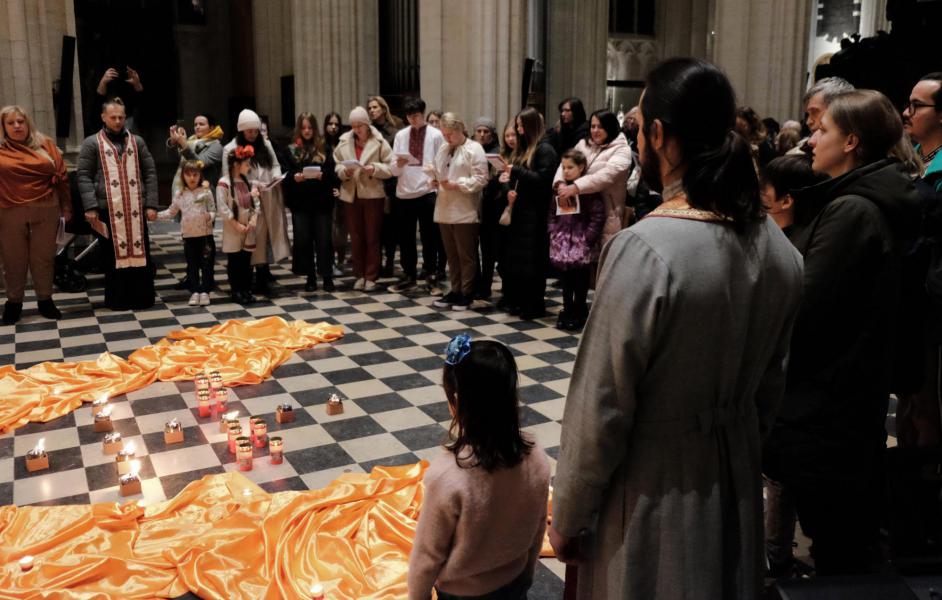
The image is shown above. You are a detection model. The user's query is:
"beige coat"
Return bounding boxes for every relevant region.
[430,138,489,224]
[553,214,803,600]
[333,127,393,202]
[553,133,633,248]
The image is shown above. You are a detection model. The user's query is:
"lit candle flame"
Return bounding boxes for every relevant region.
[123,442,135,454]
[310,583,324,595]
[34,438,45,453]
[100,405,113,418]
[129,459,141,478]
[97,394,109,404]
[225,410,238,421]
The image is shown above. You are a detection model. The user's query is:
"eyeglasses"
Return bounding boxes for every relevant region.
[906,100,938,113]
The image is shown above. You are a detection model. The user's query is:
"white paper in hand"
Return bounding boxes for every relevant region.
[395,152,420,166]
[259,173,286,192]
[302,166,322,179]
[485,154,506,171]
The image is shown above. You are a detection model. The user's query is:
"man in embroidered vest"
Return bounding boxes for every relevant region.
[76,97,158,310]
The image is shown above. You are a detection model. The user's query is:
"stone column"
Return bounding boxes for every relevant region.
[252,0,293,135]
[859,0,889,36]
[711,0,814,121]
[0,0,84,151]
[291,0,379,121]
[546,0,607,116]
[419,0,527,129]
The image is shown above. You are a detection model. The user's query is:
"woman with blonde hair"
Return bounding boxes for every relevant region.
[429,113,488,311]
[0,105,72,324]
[497,107,558,319]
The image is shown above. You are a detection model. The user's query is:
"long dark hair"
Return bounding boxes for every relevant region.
[641,57,762,232]
[235,130,273,170]
[589,109,620,145]
[442,340,533,472]
[292,112,325,162]
[323,112,343,149]
[511,106,545,168]
[559,97,587,129]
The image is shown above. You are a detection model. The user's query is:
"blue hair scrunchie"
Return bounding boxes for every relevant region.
[444,333,472,366]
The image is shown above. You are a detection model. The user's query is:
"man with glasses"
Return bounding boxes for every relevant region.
[904,73,942,188]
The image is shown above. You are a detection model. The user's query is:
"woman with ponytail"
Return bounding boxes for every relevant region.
[550,57,804,599]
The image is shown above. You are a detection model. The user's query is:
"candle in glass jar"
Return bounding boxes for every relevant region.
[213,386,229,412]
[115,443,136,475]
[197,388,212,417]
[228,426,243,454]
[195,374,209,391]
[251,417,267,447]
[220,410,239,434]
[269,436,284,464]
[236,440,253,471]
[310,583,325,600]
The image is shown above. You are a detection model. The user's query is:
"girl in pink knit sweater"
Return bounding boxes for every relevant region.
[408,334,550,600]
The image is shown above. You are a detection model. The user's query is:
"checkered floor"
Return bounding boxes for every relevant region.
[0,221,579,597]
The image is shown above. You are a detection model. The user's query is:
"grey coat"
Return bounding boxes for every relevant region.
[76,130,158,212]
[552,214,803,600]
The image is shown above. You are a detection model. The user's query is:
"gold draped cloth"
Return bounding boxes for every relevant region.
[0,317,344,433]
[0,466,557,599]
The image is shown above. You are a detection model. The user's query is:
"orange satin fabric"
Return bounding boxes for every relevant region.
[0,317,344,433]
[0,464,557,599]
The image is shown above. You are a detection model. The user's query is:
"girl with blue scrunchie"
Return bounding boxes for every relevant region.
[407,333,551,600]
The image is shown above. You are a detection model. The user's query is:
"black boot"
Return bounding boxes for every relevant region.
[322,277,335,292]
[38,299,62,320]
[253,266,271,296]
[305,275,318,292]
[2,301,22,325]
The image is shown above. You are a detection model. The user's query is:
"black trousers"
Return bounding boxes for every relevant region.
[183,235,215,293]
[226,250,253,293]
[381,179,398,267]
[477,194,502,294]
[394,193,442,279]
[291,209,334,278]
[560,267,590,316]
[435,570,531,600]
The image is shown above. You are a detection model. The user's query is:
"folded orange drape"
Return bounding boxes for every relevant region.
[0,464,557,599]
[0,317,344,433]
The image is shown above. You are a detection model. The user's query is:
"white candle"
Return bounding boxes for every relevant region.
[310,583,325,599]
[18,555,34,572]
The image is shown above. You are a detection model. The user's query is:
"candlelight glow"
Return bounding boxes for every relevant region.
[129,459,141,478]
[34,438,45,453]
[225,410,238,420]
[310,583,324,595]
[123,442,135,454]
[99,405,113,418]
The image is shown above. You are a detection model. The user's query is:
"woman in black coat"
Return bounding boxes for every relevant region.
[763,90,922,576]
[284,112,338,292]
[497,107,558,319]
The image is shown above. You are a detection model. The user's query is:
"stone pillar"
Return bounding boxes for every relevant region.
[419,0,527,129]
[252,0,293,135]
[711,0,813,121]
[546,0,607,116]
[291,0,379,122]
[859,0,889,36]
[0,0,84,151]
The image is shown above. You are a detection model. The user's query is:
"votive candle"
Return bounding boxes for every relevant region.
[269,436,284,464]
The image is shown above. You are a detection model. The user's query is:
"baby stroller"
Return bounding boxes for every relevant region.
[53,174,99,293]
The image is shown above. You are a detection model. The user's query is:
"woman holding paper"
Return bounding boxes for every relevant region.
[284,113,337,292]
[333,106,393,291]
[552,109,633,249]
[222,109,289,296]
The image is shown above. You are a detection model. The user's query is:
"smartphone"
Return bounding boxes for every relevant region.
[176,120,185,130]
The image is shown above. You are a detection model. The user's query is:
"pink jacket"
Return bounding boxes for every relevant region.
[553,133,633,248]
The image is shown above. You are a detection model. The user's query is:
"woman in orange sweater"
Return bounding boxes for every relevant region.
[0,106,72,325]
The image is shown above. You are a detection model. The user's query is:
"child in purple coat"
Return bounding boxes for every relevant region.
[549,149,605,330]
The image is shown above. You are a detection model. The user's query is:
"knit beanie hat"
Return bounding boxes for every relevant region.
[473,117,497,133]
[237,109,262,132]
[349,106,370,126]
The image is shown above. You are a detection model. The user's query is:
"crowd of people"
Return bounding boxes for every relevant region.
[2,56,942,600]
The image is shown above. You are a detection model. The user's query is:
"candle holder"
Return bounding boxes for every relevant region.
[269,436,284,465]
[119,473,141,496]
[220,411,239,434]
[237,440,253,471]
[197,388,212,417]
[195,374,210,392]
[251,417,268,448]
[115,444,136,476]
[91,396,109,410]
[310,583,325,600]
[228,426,244,454]
[25,439,49,472]
[213,387,229,413]
[275,403,295,424]
[93,407,114,432]
[102,432,124,455]
[209,370,223,393]
[326,393,344,416]
[18,555,34,572]
[164,419,184,444]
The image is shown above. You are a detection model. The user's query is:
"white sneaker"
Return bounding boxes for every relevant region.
[364,280,378,292]
[353,278,366,291]
[332,266,344,277]
[188,292,200,306]
[199,293,210,306]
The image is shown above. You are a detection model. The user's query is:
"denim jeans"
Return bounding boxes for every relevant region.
[435,571,531,600]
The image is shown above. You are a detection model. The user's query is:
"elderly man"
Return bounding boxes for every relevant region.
[787,76,854,156]
[76,97,158,310]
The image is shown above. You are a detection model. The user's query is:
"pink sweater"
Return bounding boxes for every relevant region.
[408,444,550,599]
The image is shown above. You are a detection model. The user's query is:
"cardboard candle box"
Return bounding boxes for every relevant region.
[275,403,295,424]
[326,394,344,416]
[119,473,141,497]
[103,432,124,455]
[25,450,49,472]
[164,420,184,444]
[93,410,114,432]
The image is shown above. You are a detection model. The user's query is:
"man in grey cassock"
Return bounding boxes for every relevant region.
[549,58,804,599]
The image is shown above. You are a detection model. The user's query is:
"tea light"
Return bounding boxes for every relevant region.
[310,583,325,600]
[220,410,239,434]
[213,387,229,412]
[251,417,267,448]
[269,436,284,465]
[236,440,253,471]
[326,393,344,416]
[228,425,243,454]
[25,438,49,472]
[164,419,184,444]
[275,403,294,424]
[197,389,212,417]
[118,460,142,497]
[115,443,136,475]
[102,432,124,454]
[18,555,34,572]
[93,405,114,432]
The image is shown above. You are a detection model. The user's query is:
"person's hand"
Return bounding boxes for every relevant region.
[440,179,458,191]
[85,210,99,222]
[97,68,118,94]
[146,208,157,221]
[507,190,517,205]
[237,222,248,234]
[363,165,375,177]
[205,213,213,223]
[61,205,73,222]
[294,173,305,183]
[557,184,578,202]
[174,126,188,148]
[498,170,511,184]
[332,188,340,198]
[548,526,584,565]
[251,186,261,198]
[396,157,409,168]
[126,66,143,91]
[429,178,440,190]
